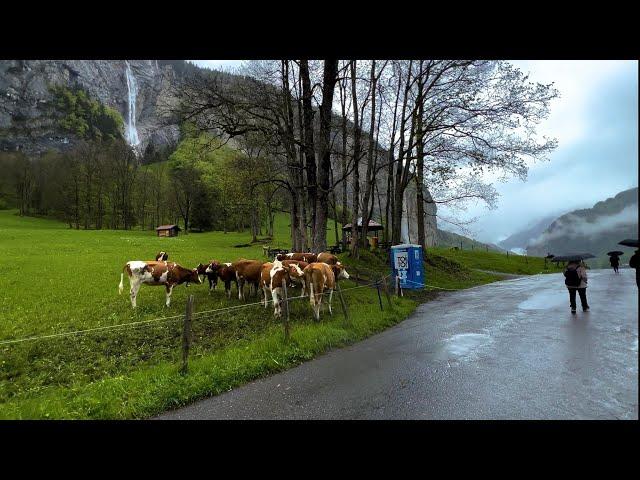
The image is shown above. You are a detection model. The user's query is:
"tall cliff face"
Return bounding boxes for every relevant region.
[0,60,180,154]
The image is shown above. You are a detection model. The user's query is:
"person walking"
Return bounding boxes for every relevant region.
[564,260,589,314]
[629,249,639,288]
[609,254,620,274]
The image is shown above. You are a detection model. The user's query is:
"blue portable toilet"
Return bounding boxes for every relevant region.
[390,244,424,290]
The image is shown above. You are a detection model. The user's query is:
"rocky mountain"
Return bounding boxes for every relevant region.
[0,60,186,154]
[526,187,638,267]
[0,59,438,244]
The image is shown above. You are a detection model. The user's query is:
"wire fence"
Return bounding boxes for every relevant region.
[0,276,389,347]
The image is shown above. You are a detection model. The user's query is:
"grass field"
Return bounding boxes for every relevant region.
[0,209,551,419]
[0,209,416,418]
[428,246,563,276]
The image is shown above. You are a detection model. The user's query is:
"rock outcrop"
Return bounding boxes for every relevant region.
[0,60,180,154]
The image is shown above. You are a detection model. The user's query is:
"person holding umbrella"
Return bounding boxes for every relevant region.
[629,249,639,288]
[562,257,590,314]
[618,239,639,288]
[607,251,623,274]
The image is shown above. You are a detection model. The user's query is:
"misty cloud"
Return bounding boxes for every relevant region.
[527,203,638,248]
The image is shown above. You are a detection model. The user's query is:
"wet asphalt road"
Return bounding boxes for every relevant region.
[157,268,638,420]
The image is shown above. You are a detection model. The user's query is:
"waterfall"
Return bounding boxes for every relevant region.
[124,60,140,148]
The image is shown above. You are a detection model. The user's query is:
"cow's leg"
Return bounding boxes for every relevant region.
[238,278,245,300]
[225,280,231,299]
[272,288,281,317]
[130,281,141,308]
[165,284,174,307]
[208,277,214,293]
[328,289,334,315]
[263,286,270,308]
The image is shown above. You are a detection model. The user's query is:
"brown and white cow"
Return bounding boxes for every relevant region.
[303,262,337,321]
[233,259,264,300]
[277,252,318,263]
[155,251,169,261]
[215,262,238,299]
[281,259,307,292]
[258,260,299,317]
[316,252,341,265]
[196,260,221,292]
[118,261,201,308]
[330,262,350,282]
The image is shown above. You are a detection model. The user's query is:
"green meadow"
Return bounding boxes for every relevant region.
[0,209,552,419]
[0,209,416,418]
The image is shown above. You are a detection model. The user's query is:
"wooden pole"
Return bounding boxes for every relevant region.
[282,278,290,341]
[376,281,383,311]
[181,294,194,375]
[396,275,403,297]
[336,282,349,322]
[381,275,393,309]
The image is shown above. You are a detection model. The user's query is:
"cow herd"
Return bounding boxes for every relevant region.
[118,250,350,321]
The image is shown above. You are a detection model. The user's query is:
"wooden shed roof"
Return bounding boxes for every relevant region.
[342,218,383,231]
[155,224,181,231]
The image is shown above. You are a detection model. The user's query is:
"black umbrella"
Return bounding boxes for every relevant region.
[552,253,595,262]
[607,251,624,256]
[618,238,639,248]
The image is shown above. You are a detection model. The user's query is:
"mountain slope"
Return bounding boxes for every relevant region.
[498,214,559,252]
[526,187,638,267]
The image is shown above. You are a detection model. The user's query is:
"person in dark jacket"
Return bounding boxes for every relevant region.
[629,250,639,288]
[564,260,589,314]
[609,254,620,273]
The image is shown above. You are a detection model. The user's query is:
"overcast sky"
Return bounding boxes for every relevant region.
[191,60,639,244]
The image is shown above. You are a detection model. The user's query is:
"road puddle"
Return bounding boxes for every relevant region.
[518,289,568,310]
[437,333,493,363]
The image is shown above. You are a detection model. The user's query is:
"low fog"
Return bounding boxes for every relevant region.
[527,203,638,248]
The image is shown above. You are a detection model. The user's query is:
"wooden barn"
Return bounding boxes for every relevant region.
[155,225,181,237]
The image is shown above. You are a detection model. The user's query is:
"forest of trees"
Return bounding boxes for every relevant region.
[169,60,559,255]
[0,59,559,259]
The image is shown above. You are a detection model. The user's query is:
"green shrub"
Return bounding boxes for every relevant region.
[49,85,124,141]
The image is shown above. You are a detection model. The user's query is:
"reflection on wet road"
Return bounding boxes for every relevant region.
[158,269,638,420]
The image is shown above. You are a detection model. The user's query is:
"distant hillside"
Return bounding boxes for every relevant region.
[436,229,505,252]
[527,187,638,267]
[498,214,559,252]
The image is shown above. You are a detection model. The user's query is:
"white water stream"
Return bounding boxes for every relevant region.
[124,60,140,148]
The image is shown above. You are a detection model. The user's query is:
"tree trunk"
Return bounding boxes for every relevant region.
[360,60,378,249]
[300,60,317,248]
[349,61,361,258]
[415,64,426,253]
[312,59,338,254]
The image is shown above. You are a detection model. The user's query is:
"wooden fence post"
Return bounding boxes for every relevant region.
[381,275,393,309]
[336,282,349,322]
[282,278,290,341]
[395,275,403,297]
[181,294,194,375]
[376,281,383,311]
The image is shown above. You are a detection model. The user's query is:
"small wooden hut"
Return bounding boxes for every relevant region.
[342,218,384,248]
[155,224,181,237]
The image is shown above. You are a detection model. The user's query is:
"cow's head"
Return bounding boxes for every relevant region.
[156,251,169,261]
[205,260,221,273]
[286,263,304,279]
[332,263,350,280]
[275,253,285,262]
[195,263,209,284]
[189,268,202,285]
